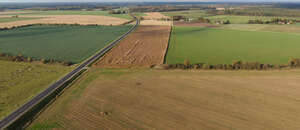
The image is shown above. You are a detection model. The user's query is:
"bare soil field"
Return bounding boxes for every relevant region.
[95,25,171,68]
[141,12,172,26]
[143,12,170,20]
[30,69,300,130]
[140,20,172,26]
[0,15,129,28]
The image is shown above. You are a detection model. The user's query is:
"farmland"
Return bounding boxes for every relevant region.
[29,68,300,130]
[0,60,71,120]
[0,10,132,20]
[140,12,172,26]
[95,25,171,68]
[162,10,212,19]
[166,26,300,65]
[204,15,300,24]
[0,17,41,23]
[163,10,300,24]
[0,15,129,29]
[0,25,132,63]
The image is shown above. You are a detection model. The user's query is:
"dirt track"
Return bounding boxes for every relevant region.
[0,15,128,28]
[95,25,171,68]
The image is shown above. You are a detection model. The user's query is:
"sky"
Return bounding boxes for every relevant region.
[1,0,300,2]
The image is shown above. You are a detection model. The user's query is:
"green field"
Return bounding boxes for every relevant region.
[220,24,300,34]
[163,10,300,24]
[0,61,71,120]
[167,26,300,65]
[0,17,41,23]
[9,10,132,19]
[0,25,132,63]
[162,10,212,19]
[204,15,300,24]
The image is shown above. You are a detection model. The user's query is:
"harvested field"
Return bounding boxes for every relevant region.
[95,25,171,68]
[140,20,172,26]
[30,69,300,130]
[143,12,170,20]
[141,12,171,26]
[0,15,129,28]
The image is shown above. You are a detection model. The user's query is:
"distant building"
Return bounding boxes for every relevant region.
[216,8,225,11]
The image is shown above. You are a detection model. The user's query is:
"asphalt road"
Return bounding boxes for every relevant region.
[0,16,139,130]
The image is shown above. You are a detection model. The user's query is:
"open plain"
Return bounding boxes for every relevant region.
[0,61,71,120]
[29,68,300,130]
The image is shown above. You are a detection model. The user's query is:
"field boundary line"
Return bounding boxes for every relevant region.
[163,25,173,64]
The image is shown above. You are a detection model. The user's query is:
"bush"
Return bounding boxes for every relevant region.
[176,64,185,69]
[202,64,210,70]
[62,61,72,66]
[41,59,48,64]
[26,57,32,62]
[184,59,190,68]
[193,64,200,69]
[288,58,300,67]
[215,64,223,69]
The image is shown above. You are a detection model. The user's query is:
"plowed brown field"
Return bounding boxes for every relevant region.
[143,12,170,20]
[95,25,171,68]
[0,15,128,28]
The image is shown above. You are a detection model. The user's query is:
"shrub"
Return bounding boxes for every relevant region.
[27,57,32,62]
[62,61,72,66]
[184,59,190,68]
[215,64,223,69]
[202,64,210,70]
[288,58,300,67]
[41,59,48,64]
[0,52,5,57]
[262,64,271,70]
[176,64,185,69]
[233,61,242,70]
[193,64,200,69]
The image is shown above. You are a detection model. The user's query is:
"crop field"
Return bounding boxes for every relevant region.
[0,25,132,63]
[0,15,129,29]
[0,60,71,120]
[95,25,171,68]
[0,17,41,23]
[220,24,300,34]
[204,15,300,24]
[163,10,300,24]
[162,10,212,19]
[166,26,300,65]
[29,68,300,130]
[1,10,132,20]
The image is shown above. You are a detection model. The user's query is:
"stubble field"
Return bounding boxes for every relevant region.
[29,68,300,130]
[95,25,171,68]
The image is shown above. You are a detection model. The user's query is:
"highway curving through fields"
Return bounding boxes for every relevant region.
[0,16,139,130]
